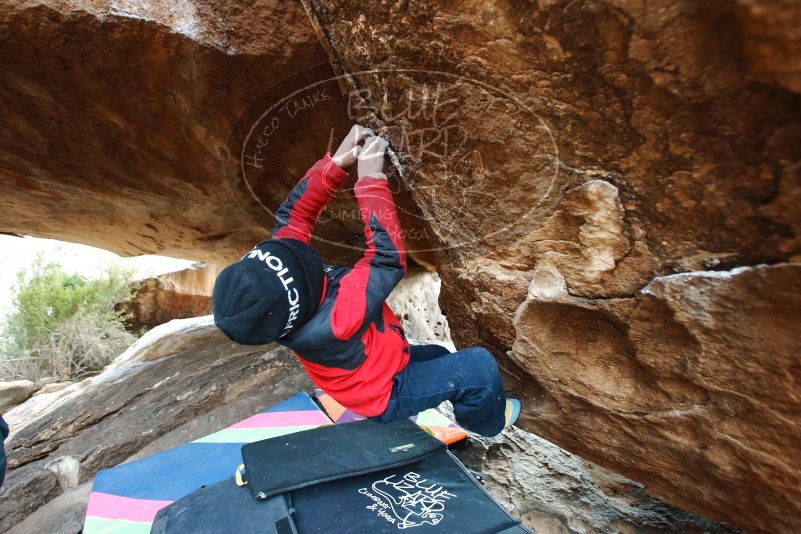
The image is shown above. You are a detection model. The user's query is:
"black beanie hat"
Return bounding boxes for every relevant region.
[212,239,323,345]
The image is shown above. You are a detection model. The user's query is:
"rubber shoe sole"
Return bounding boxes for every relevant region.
[504,398,521,428]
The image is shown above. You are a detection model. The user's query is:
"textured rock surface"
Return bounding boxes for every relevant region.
[105,315,222,369]
[0,466,62,530]
[303,1,801,531]
[4,378,94,440]
[387,270,452,345]
[1,0,800,531]
[0,380,37,411]
[0,0,366,265]
[454,425,737,534]
[118,262,219,332]
[6,483,90,534]
[511,263,800,533]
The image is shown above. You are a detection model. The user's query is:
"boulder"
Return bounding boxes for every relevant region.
[4,380,90,441]
[0,465,62,530]
[0,0,363,265]
[511,263,800,533]
[117,262,220,332]
[0,380,37,411]
[0,0,799,531]
[6,483,91,534]
[107,315,221,368]
[32,382,72,397]
[302,1,801,531]
[455,425,737,534]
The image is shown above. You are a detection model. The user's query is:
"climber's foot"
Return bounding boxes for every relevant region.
[504,398,521,428]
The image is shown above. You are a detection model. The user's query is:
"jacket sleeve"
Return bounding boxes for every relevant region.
[272,153,349,243]
[330,175,407,340]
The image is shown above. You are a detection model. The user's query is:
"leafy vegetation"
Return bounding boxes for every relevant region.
[0,257,135,381]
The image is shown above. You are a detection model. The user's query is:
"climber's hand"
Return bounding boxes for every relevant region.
[332,124,373,168]
[358,135,389,179]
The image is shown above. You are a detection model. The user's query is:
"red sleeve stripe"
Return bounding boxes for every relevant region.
[330,177,406,340]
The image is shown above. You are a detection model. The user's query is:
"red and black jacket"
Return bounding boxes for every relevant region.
[273,153,409,417]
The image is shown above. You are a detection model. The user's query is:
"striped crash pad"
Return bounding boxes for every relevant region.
[314,388,468,445]
[83,392,330,533]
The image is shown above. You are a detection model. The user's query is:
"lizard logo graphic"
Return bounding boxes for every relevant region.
[367,471,456,529]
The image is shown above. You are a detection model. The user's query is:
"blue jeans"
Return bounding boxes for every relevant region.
[371,344,506,437]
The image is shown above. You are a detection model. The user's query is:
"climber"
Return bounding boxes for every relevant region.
[212,125,520,437]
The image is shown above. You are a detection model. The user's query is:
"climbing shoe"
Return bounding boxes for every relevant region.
[504,398,521,428]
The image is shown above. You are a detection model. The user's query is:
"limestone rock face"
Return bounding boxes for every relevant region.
[303,1,801,531]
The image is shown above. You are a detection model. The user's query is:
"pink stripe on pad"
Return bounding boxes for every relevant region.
[228,410,330,428]
[86,492,173,522]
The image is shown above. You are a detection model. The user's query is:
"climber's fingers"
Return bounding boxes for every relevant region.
[333,125,373,168]
[348,124,374,145]
[360,135,388,158]
[358,136,388,178]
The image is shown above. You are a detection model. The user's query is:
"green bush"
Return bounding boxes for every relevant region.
[0,257,136,381]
